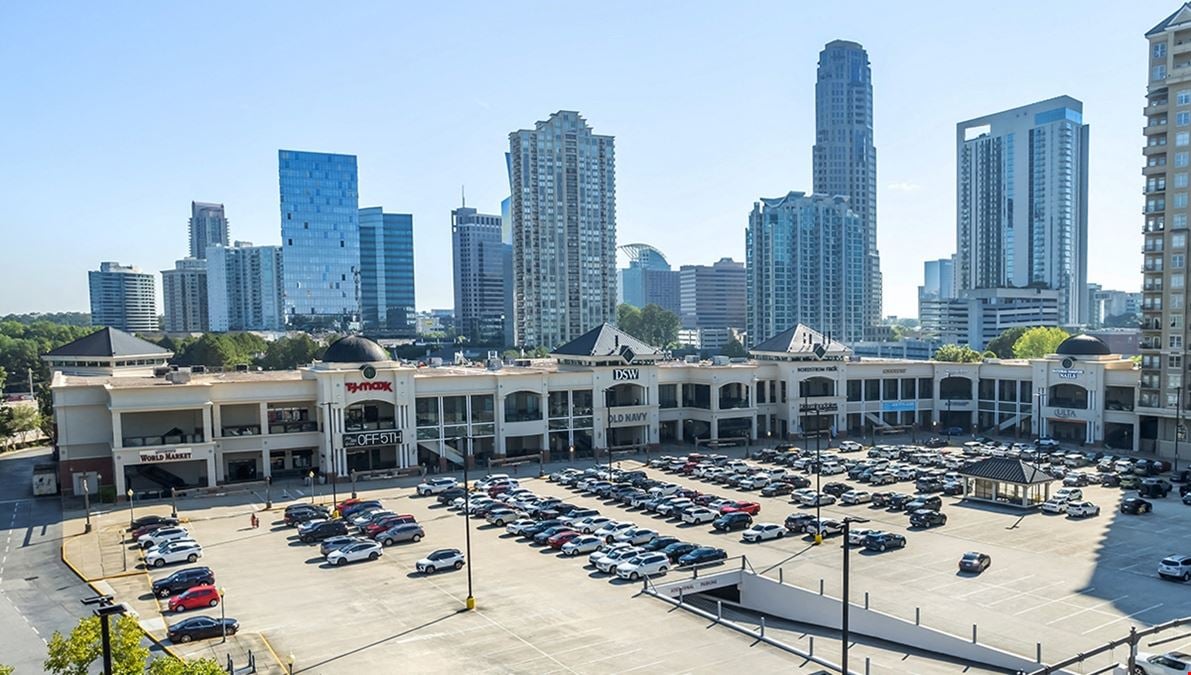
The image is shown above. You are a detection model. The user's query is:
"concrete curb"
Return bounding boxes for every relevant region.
[258,631,288,673]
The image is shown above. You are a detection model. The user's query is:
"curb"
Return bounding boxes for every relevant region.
[258,631,289,672]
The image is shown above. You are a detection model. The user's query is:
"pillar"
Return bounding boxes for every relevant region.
[259,402,270,435]
[201,405,214,443]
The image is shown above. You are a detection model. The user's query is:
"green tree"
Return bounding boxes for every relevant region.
[146,656,226,675]
[257,335,325,370]
[0,364,6,392]
[985,326,1029,358]
[0,404,41,447]
[0,664,13,675]
[44,614,148,675]
[616,303,680,348]
[1012,326,1070,359]
[721,337,747,358]
[932,344,985,363]
[616,304,642,340]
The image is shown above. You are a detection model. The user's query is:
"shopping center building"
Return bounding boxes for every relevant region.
[46,324,1142,497]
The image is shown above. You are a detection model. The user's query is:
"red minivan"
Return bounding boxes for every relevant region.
[167,584,220,613]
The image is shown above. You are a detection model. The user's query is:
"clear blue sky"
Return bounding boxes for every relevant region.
[0,1,1174,318]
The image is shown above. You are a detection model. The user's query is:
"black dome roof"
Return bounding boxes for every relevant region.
[321,335,390,363]
[1055,334,1111,357]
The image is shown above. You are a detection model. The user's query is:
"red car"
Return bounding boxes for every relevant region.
[166,584,220,613]
[335,498,363,513]
[720,501,761,516]
[364,514,415,537]
[488,484,514,498]
[547,530,581,549]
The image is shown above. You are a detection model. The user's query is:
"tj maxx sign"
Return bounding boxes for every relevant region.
[346,381,393,395]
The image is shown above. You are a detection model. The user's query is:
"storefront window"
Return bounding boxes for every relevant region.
[548,391,570,418]
[442,396,467,425]
[470,395,494,423]
[415,397,439,427]
[572,390,593,416]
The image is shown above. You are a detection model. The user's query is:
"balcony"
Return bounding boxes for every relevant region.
[122,431,205,448]
[344,418,395,432]
[1147,100,1170,113]
[1145,122,1170,135]
[1144,143,1169,155]
[269,420,319,434]
[719,397,751,410]
[220,424,261,437]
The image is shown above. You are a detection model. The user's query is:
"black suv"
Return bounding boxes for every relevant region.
[300,520,348,543]
[712,512,753,532]
[909,509,948,528]
[905,495,943,512]
[886,493,915,511]
[822,482,853,498]
[784,513,816,533]
[436,488,467,505]
[152,567,214,598]
[285,506,330,526]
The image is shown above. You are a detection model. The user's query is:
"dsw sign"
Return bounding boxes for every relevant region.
[346,381,392,394]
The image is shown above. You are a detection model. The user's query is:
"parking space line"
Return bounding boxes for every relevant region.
[1080,603,1164,635]
[1044,596,1126,624]
[1012,588,1093,616]
[957,574,1034,599]
[984,579,1068,607]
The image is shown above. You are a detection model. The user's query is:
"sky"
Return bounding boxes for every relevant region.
[0,1,1177,318]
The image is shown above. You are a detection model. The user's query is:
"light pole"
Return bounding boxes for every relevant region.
[83,477,92,534]
[170,486,177,519]
[814,407,822,545]
[1175,386,1184,472]
[841,516,870,675]
[219,586,227,643]
[308,470,316,505]
[126,489,134,529]
[324,401,338,509]
[287,654,295,675]
[458,436,476,610]
[82,596,126,675]
[265,475,272,509]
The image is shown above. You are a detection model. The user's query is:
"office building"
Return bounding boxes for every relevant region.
[161,258,208,333]
[452,204,508,344]
[509,111,616,348]
[1087,286,1141,329]
[919,288,1061,349]
[1140,4,1191,455]
[88,262,157,332]
[745,192,865,346]
[813,40,882,334]
[956,96,1090,324]
[918,257,957,331]
[279,150,360,330]
[679,258,746,350]
[618,243,681,315]
[189,201,229,260]
[359,207,415,335]
[206,243,285,332]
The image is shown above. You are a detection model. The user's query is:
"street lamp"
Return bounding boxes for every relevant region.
[83,476,92,534]
[324,401,339,509]
[308,470,316,505]
[219,586,227,643]
[840,516,870,675]
[82,595,126,675]
[170,486,177,519]
[287,654,295,675]
[126,489,134,529]
[265,475,272,509]
[457,436,476,610]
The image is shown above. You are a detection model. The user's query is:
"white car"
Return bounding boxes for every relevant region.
[588,542,634,567]
[742,523,785,542]
[326,540,382,566]
[838,441,863,453]
[1054,487,1084,501]
[144,541,202,568]
[416,548,465,574]
[505,519,538,536]
[738,474,770,490]
[1132,651,1191,675]
[1158,555,1191,582]
[820,463,846,476]
[841,490,871,505]
[560,535,604,556]
[847,528,875,546]
[681,507,719,525]
[594,521,635,540]
[648,484,680,497]
[613,527,658,545]
[416,477,459,495]
[350,509,391,528]
[138,527,191,550]
[657,498,693,517]
[804,518,844,536]
[572,516,614,534]
[1041,497,1070,514]
[799,491,836,507]
[595,546,642,574]
[473,474,511,491]
[1066,501,1100,518]
[616,552,671,580]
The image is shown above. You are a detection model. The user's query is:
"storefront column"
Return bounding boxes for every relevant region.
[710,417,719,440]
[111,411,123,449]
[259,402,270,435]
[201,404,214,443]
[261,447,271,479]
[204,451,217,488]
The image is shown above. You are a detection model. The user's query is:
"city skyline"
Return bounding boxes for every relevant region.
[0,2,1175,318]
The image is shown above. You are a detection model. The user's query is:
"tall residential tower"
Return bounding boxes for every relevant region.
[813,40,881,334]
[189,201,229,260]
[452,204,509,345]
[509,111,616,348]
[89,262,157,332]
[161,258,208,333]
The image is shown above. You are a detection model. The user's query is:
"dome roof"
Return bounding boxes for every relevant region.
[321,335,390,363]
[1055,334,1111,357]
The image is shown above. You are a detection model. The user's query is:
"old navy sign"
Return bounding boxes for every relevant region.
[609,411,649,427]
[346,381,393,394]
[612,368,640,381]
[342,430,403,448]
[139,448,193,463]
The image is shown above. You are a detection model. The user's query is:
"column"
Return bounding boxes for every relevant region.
[111,411,124,449]
[201,405,214,443]
[259,402,270,435]
[205,450,217,488]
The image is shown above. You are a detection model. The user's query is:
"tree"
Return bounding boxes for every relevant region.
[44,614,147,675]
[257,335,324,370]
[616,303,680,348]
[985,326,1029,358]
[616,304,642,340]
[146,656,226,675]
[0,403,41,448]
[720,337,747,358]
[0,364,6,392]
[0,664,13,675]
[1012,326,1070,359]
[932,344,985,363]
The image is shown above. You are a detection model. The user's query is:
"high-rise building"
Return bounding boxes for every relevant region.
[88,262,157,332]
[680,257,747,350]
[161,258,208,333]
[206,242,284,332]
[452,204,508,344]
[189,201,229,260]
[813,40,882,334]
[509,111,616,348]
[358,207,415,335]
[919,288,1061,349]
[278,150,360,330]
[746,192,865,346]
[956,96,1090,324]
[618,243,681,315]
[918,257,957,327]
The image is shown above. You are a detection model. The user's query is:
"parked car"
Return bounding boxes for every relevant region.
[720,501,761,516]
[613,527,659,546]
[285,506,330,526]
[319,535,365,556]
[152,567,214,598]
[841,490,872,505]
[863,531,906,552]
[138,527,191,550]
[785,513,817,533]
[145,541,203,568]
[904,495,942,512]
[615,552,671,580]
[1041,497,1071,514]
[1121,497,1154,514]
[364,515,417,537]
[299,520,348,543]
[1157,555,1191,582]
[958,551,991,573]
[846,528,875,546]
[339,500,382,518]
[166,616,238,643]
[484,508,518,527]
[681,507,720,525]
[761,482,794,498]
[1054,487,1084,501]
[326,540,382,566]
[712,512,753,532]
[129,515,179,532]
[924,437,947,448]
[595,546,644,574]
[804,518,844,537]
[377,523,424,546]
[436,488,467,505]
[560,535,604,556]
[909,509,947,528]
[677,546,728,568]
[1066,501,1101,518]
[167,584,220,613]
[742,523,786,542]
[1132,651,1191,675]
[798,492,837,507]
[415,548,465,574]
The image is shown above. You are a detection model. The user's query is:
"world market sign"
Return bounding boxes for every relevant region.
[342,430,403,448]
[139,449,193,463]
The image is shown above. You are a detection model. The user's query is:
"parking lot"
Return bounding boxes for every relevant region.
[74,438,1191,674]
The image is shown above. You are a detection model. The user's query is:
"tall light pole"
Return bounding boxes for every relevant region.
[126,489,135,529]
[308,470,316,505]
[83,477,92,533]
[324,401,338,509]
[170,486,177,519]
[458,436,476,610]
[219,586,227,643]
[265,475,272,509]
[841,516,870,675]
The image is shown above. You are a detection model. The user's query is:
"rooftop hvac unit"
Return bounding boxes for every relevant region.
[684,355,700,364]
[235,364,250,372]
[711,356,730,366]
[486,358,503,371]
[190,365,206,374]
[514,359,532,367]
[428,357,443,367]
[166,369,192,385]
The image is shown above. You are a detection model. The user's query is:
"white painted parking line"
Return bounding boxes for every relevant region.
[1044,596,1126,624]
[957,574,1034,599]
[1080,603,1164,635]
[1012,588,1094,616]
[984,579,1069,607]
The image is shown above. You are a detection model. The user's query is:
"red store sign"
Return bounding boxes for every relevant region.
[346,381,393,394]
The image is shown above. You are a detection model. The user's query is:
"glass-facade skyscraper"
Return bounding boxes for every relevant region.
[279,150,360,329]
[509,111,616,349]
[812,40,882,334]
[359,207,415,335]
[955,97,1089,325]
[746,192,865,346]
[452,204,508,345]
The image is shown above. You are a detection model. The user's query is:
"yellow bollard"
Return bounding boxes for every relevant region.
[466,596,476,610]
[814,533,823,545]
